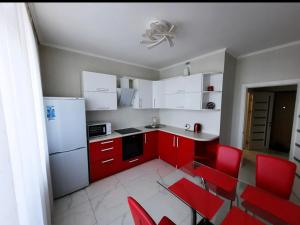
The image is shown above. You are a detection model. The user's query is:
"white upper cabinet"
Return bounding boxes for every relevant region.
[81,71,117,111]
[165,93,185,109]
[184,93,202,110]
[184,73,203,93]
[82,71,116,92]
[84,92,117,110]
[152,80,165,108]
[164,76,185,94]
[132,79,153,109]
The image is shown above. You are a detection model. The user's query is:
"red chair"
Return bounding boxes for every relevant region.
[215,144,243,178]
[221,207,266,225]
[128,196,176,225]
[208,145,243,208]
[256,154,296,199]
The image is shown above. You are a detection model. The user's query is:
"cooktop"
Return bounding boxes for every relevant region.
[114,128,141,135]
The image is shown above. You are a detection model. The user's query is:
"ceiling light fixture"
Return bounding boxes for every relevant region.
[140,19,175,49]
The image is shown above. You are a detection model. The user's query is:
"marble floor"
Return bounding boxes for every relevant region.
[52,152,300,225]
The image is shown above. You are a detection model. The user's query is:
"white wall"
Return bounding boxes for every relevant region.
[39,45,160,129]
[158,50,226,135]
[231,43,300,148]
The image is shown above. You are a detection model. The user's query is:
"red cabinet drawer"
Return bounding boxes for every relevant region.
[89,154,123,182]
[89,138,122,162]
[122,156,144,170]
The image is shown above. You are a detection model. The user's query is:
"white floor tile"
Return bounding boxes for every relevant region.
[86,175,120,199]
[52,201,97,225]
[53,189,89,218]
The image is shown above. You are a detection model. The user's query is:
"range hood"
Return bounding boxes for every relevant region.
[117,77,136,107]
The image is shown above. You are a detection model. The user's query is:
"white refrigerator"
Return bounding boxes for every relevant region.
[44,97,89,198]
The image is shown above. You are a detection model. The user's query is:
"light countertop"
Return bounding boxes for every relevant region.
[89,125,219,143]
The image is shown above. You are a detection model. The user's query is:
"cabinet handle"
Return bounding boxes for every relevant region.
[129,158,139,163]
[96,106,110,110]
[173,136,175,147]
[154,99,156,108]
[101,147,113,152]
[96,88,110,92]
[101,158,114,164]
[101,140,114,144]
[177,137,179,148]
[144,133,147,144]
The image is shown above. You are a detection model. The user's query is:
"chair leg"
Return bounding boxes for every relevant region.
[236,194,239,207]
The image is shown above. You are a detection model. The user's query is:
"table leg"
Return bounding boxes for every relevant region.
[191,208,197,225]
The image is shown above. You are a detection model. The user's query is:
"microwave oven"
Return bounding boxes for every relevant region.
[87,122,112,139]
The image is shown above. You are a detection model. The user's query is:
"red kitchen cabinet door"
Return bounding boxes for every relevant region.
[143,131,158,161]
[158,131,177,167]
[176,136,195,168]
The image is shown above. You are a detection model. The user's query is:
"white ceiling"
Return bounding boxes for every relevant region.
[30,3,300,70]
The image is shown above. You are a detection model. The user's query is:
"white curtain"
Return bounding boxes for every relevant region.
[0,3,51,225]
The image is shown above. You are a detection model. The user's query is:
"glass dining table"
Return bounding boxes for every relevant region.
[157,161,300,225]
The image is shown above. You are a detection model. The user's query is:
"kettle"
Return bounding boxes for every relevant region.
[194,123,201,133]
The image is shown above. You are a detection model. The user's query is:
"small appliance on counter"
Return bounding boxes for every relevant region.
[194,123,202,133]
[87,121,112,139]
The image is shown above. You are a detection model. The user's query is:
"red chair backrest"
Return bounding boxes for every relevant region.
[215,144,243,178]
[256,154,296,199]
[128,196,156,225]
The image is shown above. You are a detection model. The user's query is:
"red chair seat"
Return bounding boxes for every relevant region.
[221,207,265,225]
[241,185,300,225]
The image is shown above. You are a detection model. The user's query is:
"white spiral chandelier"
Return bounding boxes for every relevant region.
[140,20,175,49]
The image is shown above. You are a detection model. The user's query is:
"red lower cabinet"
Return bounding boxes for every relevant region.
[158,131,195,168]
[158,131,177,167]
[90,155,123,182]
[177,136,195,168]
[143,131,158,162]
[89,131,196,183]
[89,138,123,182]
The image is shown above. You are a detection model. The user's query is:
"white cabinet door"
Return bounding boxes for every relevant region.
[82,71,116,92]
[83,92,117,110]
[152,80,165,108]
[184,73,203,93]
[164,77,185,94]
[165,93,185,109]
[133,79,153,109]
[185,93,202,110]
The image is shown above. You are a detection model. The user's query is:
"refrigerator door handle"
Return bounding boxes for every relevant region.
[49,147,85,156]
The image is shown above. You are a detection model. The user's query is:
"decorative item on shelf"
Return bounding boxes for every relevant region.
[183,61,191,76]
[206,102,215,109]
[207,85,214,91]
[194,123,201,133]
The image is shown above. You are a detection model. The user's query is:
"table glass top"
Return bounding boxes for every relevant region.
[157,161,300,225]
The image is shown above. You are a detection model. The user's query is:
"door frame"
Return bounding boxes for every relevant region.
[238,79,300,160]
